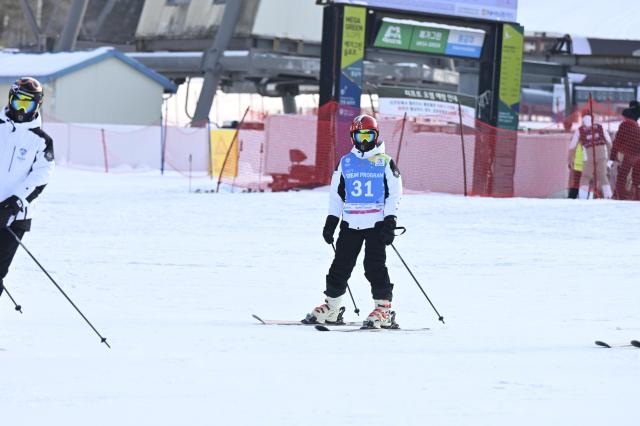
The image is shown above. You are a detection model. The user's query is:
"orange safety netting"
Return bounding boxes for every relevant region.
[42,99,639,200]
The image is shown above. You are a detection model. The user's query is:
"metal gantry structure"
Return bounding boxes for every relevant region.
[55,0,89,52]
[191,0,245,124]
[14,0,640,124]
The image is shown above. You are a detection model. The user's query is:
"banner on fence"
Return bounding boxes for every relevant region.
[378,86,476,127]
[210,129,239,178]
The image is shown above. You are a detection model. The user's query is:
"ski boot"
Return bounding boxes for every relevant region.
[363,300,399,329]
[302,295,345,324]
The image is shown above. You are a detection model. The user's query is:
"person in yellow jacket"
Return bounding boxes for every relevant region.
[567,143,584,199]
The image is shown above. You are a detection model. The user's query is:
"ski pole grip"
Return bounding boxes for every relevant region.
[393,226,407,236]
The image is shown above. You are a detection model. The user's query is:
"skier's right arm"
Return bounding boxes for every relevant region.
[328,162,344,218]
[323,162,344,244]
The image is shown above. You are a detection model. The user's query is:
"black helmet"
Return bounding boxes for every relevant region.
[622,106,640,121]
[8,77,44,123]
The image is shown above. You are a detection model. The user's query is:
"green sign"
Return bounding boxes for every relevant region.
[374,20,485,59]
[497,24,524,130]
[410,27,449,54]
[341,6,366,69]
[339,6,366,107]
[374,21,413,50]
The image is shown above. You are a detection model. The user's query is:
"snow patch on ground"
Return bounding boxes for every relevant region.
[1,168,639,425]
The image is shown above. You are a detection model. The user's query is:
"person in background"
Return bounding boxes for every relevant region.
[610,102,640,200]
[567,143,584,199]
[567,110,613,199]
[0,77,54,300]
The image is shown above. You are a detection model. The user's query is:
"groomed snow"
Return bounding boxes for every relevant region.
[1,168,639,425]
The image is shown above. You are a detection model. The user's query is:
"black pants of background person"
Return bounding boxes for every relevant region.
[0,225,26,298]
[325,222,394,301]
[567,169,581,199]
[615,155,640,200]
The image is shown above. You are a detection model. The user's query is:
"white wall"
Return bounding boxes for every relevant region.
[136,0,259,39]
[51,57,165,126]
[0,84,12,110]
[252,0,323,42]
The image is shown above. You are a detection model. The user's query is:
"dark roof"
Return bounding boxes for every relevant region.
[587,38,640,56]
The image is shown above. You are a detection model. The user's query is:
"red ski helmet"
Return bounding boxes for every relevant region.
[350,114,379,152]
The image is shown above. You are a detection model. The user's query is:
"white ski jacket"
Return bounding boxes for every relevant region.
[328,141,402,230]
[0,109,54,228]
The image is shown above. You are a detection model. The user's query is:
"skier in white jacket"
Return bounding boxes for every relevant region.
[0,77,54,300]
[303,114,402,328]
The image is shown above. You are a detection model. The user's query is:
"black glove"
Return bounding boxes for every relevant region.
[322,215,340,244]
[378,215,397,246]
[0,196,24,227]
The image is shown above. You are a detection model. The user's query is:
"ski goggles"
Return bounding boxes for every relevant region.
[352,129,378,144]
[10,93,38,114]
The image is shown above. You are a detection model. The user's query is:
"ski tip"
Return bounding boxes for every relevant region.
[631,340,640,348]
[594,340,611,348]
[315,325,331,332]
[251,314,266,325]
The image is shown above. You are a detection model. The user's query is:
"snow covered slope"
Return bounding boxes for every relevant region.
[1,168,639,425]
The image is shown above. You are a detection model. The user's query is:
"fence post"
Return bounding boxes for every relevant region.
[160,119,165,175]
[368,91,377,118]
[188,153,193,193]
[258,142,264,191]
[395,112,408,167]
[100,128,109,173]
[161,97,169,175]
[207,118,213,179]
[589,93,598,199]
[216,106,250,193]
[457,102,468,197]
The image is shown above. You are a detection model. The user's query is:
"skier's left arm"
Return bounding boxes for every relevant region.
[384,159,402,218]
[13,131,55,206]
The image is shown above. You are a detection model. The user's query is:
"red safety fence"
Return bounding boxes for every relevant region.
[42,99,640,200]
[218,100,636,199]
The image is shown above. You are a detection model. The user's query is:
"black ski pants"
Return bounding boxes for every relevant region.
[325,222,393,301]
[0,225,25,298]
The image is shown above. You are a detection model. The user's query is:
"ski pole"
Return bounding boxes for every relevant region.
[390,243,445,324]
[332,243,360,315]
[6,227,110,348]
[0,282,23,313]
